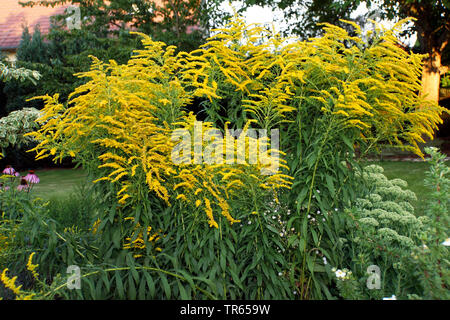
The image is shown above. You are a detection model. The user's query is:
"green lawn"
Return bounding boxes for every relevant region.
[365,160,449,215]
[23,160,447,214]
[19,167,88,200]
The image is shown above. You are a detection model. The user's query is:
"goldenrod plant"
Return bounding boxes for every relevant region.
[180,15,446,298]
[25,20,294,299]
[2,15,446,300]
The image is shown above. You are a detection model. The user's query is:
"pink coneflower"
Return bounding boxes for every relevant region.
[2,165,19,176]
[0,183,10,191]
[24,170,40,184]
[17,177,29,191]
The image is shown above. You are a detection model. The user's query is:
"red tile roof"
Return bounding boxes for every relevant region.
[0,0,68,50]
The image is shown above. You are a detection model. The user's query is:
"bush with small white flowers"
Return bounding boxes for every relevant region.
[337,164,424,299]
[336,149,449,300]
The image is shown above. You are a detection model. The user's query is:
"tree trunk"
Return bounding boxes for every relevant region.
[421,49,442,103]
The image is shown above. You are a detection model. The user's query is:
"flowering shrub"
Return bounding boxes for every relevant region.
[24,19,295,299]
[0,166,42,267]
[175,15,446,298]
[2,15,447,300]
[336,164,424,299]
[1,166,41,218]
[0,167,100,299]
[335,149,449,300]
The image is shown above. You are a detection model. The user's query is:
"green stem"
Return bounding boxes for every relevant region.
[46,265,217,300]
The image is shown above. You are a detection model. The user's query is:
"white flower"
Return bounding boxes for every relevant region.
[317,210,321,214]
[335,208,338,212]
[442,238,450,246]
[280,232,284,237]
[248,221,252,225]
[323,257,327,265]
[316,190,320,193]
[335,269,346,279]
[287,210,291,215]
[272,216,276,219]
[293,291,297,295]
[278,272,283,276]
[382,295,397,300]
[307,215,311,218]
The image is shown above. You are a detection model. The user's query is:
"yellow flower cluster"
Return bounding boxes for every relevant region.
[26,252,39,280]
[123,217,162,257]
[180,16,446,156]
[181,18,299,130]
[1,268,23,295]
[91,218,101,235]
[26,31,292,256]
[0,253,39,300]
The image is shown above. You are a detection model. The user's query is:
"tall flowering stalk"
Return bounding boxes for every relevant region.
[19,15,449,300]
[24,16,297,299]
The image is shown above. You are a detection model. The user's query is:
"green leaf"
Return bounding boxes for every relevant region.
[138,275,147,300]
[160,274,171,299]
[128,274,137,300]
[178,281,189,300]
[229,268,244,290]
[115,270,125,299]
[143,271,155,298]
[325,175,335,195]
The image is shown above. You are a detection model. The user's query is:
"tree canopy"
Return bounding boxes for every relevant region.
[244,0,449,103]
[19,0,230,51]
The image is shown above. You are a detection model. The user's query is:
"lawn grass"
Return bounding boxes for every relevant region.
[19,167,88,200]
[23,160,447,215]
[364,160,449,215]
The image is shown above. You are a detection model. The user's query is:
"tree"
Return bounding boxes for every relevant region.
[19,0,230,52]
[244,0,450,104]
[7,1,230,114]
[389,0,449,103]
[3,25,143,113]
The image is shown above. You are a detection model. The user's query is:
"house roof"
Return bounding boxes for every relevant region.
[0,0,68,50]
[0,0,201,52]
